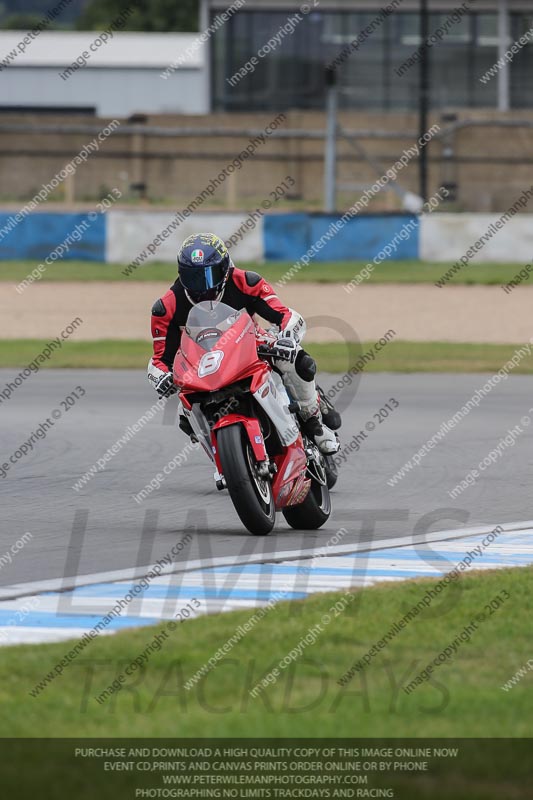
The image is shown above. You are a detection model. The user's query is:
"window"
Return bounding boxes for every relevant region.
[510,14,533,107]
[212,10,531,111]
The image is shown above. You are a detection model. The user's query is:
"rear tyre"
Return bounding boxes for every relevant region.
[217,424,275,535]
[282,474,331,530]
[324,454,338,489]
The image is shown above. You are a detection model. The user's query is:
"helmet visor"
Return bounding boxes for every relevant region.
[179,262,227,295]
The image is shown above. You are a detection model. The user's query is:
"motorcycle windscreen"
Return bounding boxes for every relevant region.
[184,301,245,352]
[177,301,259,389]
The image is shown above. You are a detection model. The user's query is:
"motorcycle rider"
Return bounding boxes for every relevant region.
[147,233,340,455]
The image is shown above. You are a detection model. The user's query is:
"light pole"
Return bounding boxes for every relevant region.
[419,0,429,203]
[324,66,338,213]
[497,0,510,111]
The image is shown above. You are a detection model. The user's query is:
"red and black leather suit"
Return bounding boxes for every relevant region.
[150,267,307,375]
[147,266,340,453]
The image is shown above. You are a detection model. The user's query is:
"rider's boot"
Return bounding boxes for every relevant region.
[300,405,340,455]
[317,385,342,431]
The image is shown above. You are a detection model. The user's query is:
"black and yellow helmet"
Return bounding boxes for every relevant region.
[177,233,231,302]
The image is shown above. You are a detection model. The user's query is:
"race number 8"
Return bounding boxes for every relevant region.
[198,350,224,377]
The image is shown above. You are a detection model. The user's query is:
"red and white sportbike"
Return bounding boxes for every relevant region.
[173,301,333,535]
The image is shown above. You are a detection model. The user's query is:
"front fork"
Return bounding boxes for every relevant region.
[181,395,275,490]
[211,413,270,474]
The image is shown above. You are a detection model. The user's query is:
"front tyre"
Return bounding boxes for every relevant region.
[217,424,275,535]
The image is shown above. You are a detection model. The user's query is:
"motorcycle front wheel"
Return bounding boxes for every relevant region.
[217,424,276,535]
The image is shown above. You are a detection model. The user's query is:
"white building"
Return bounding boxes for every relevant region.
[0,31,208,116]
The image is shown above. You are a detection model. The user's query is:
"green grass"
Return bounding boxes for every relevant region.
[0,259,529,285]
[2,566,531,740]
[0,339,153,369]
[308,340,533,374]
[2,339,533,373]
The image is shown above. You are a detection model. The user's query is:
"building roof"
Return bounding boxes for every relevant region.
[0,31,204,69]
[205,0,533,10]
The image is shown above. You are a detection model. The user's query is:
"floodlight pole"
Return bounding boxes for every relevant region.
[497,0,510,111]
[419,0,429,203]
[324,67,338,213]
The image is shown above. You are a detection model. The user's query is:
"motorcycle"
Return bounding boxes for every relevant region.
[173,301,334,535]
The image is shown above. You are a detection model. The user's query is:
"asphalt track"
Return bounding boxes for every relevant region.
[1,369,532,589]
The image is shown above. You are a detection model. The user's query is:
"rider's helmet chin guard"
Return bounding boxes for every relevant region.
[177,233,232,305]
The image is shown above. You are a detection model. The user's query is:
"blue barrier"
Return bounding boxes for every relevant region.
[0,210,421,264]
[0,212,106,261]
[264,213,419,262]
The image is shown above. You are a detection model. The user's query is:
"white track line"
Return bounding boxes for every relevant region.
[1,519,530,602]
[0,519,527,600]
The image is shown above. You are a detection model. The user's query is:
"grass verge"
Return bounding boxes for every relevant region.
[2,566,532,738]
[0,259,529,286]
[1,339,533,373]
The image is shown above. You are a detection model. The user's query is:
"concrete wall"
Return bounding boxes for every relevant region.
[264,214,419,261]
[420,213,533,262]
[0,211,106,261]
[1,109,532,213]
[0,209,531,265]
[107,211,264,263]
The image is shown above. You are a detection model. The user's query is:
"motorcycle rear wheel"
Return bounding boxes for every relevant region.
[324,453,338,489]
[282,473,331,530]
[217,424,275,535]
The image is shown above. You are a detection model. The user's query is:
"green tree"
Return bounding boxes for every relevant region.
[2,13,42,29]
[77,0,199,32]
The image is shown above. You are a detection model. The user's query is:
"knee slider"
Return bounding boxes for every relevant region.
[295,350,316,382]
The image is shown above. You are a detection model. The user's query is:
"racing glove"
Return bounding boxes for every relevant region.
[279,310,306,343]
[270,336,297,364]
[154,372,177,397]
